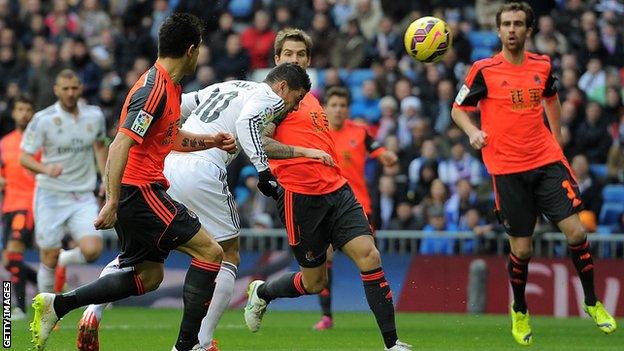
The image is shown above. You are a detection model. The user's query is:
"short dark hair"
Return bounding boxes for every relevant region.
[13,94,33,109]
[325,86,350,105]
[496,2,535,30]
[56,69,80,82]
[158,13,203,58]
[264,63,311,92]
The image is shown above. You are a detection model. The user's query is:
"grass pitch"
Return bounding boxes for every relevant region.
[11,307,622,350]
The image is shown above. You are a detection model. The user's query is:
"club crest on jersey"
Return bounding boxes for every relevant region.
[261,106,275,122]
[131,110,154,137]
[534,74,542,85]
[455,84,470,105]
[53,117,62,126]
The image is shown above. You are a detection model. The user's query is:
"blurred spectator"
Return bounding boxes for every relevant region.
[428,79,455,134]
[438,141,482,190]
[354,0,382,40]
[475,0,504,30]
[458,208,493,254]
[375,95,398,142]
[604,86,623,123]
[79,0,112,47]
[240,9,276,69]
[409,159,439,205]
[208,12,235,59]
[71,37,102,99]
[184,65,216,93]
[574,102,612,163]
[408,140,438,189]
[534,15,569,55]
[388,201,422,230]
[420,206,457,255]
[331,0,353,29]
[213,33,251,81]
[374,174,397,230]
[351,80,381,124]
[578,58,606,105]
[600,22,624,66]
[274,5,294,30]
[309,12,337,68]
[367,15,401,62]
[251,213,274,231]
[150,0,172,42]
[28,42,68,109]
[396,96,422,149]
[445,179,479,226]
[45,0,80,40]
[236,165,278,228]
[606,114,623,183]
[330,18,366,69]
[578,30,608,68]
[0,46,25,93]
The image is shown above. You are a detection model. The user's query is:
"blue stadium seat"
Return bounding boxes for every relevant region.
[602,184,624,203]
[345,69,375,87]
[599,202,624,225]
[470,47,493,61]
[596,225,613,234]
[589,164,608,179]
[467,31,499,49]
[228,0,254,18]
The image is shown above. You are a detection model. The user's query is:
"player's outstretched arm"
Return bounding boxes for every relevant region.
[173,129,236,153]
[451,107,488,150]
[261,121,335,166]
[94,132,134,230]
[543,94,562,145]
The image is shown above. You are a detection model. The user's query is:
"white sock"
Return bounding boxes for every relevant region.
[198,261,238,346]
[37,263,55,293]
[58,247,87,266]
[83,257,122,322]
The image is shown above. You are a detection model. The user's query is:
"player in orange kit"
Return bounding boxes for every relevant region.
[0,95,38,320]
[313,86,397,330]
[243,28,411,351]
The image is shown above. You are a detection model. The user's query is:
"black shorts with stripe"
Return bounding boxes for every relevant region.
[277,183,372,268]
[2,210,34,248]
[115,182,201,268]
[492,160,583,237]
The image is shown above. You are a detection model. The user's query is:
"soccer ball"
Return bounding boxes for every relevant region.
[404,16,453,63]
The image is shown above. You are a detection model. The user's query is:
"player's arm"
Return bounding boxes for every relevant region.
[451,66,488,150]
[365,132,397,166]
[19,116,62,177]
[93,110,109,196]
[542,69,562,144]
[173,129,236,153]
[261,121,334,166]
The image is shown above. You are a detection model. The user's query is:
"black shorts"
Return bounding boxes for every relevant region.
[2,210,34,248]
[277,183,372,268]
[492,161,582,237]
[115,183,201,268]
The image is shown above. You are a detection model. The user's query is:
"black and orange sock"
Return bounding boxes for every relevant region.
[175,259,220,351]
[569,239,597,306]
[6,252,26,311]
[257,272,309,303]
[318,262,332,318]
[361,267,397,349]
[508,253,530,313]
[54,270,146,318]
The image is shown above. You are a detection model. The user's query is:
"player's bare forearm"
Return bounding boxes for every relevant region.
[261,122,301,159]
[19,152,47,175]
[174,129,211,152]
[104,133,134,204]
[543,95,562,142]
[93,140,108,177]
[451,107,479,136]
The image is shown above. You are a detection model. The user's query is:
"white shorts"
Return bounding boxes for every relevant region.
[164,154,240,242]
[33,188,101,249]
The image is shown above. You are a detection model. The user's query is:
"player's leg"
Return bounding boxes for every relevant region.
[493,172,538,346]
[538,161,616,334]
[173,226,223,351]
[33,188,67,293]
[198,237,240,348]
[314,246,334,330]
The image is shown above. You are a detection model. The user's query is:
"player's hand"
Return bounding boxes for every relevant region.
[302,148,335,167]
[468,130,488,150]
[257,169,279,199]
[94,202,118,230]
[211,132,237,153]
[378,151,398,167]
[45,164,63,177]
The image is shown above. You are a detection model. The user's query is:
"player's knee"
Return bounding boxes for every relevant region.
[81,247,102,263]
[303,275,328,294]
[566,226,586,245]
[140,271,164,292]
[196,244,224,264]
[359,245,381,269]
[222,249,240,267]
[513,247,533,260]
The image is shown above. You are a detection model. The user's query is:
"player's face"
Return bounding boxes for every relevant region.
[277,82,306,113]
[325,96,349,128]
[275,40,310,70]
[54,77,82,111]
[497,10,532,53]
[11,101,34,130]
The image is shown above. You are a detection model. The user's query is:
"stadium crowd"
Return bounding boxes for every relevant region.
[0,0,623,256]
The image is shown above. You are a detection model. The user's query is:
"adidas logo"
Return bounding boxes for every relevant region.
[501,80,509,87]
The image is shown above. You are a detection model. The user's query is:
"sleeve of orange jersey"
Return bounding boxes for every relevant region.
[119,78,168,144]
[364,131,387,158]
[453,63,488,112]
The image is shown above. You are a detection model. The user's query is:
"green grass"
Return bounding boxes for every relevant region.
[11,307,622,350]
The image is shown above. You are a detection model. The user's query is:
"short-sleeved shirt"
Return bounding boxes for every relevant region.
[329,120,385,214]
[453,51,564,175]
[268,93,346,195]
[21,101,106,192]
[118,62,182,187]
[0,130,36,213]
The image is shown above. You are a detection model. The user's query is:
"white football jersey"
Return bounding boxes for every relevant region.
[21,101,106,192]
[178,80,285,171]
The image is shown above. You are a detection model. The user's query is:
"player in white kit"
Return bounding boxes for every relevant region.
[20,69,107,294]
[77,63,331,351]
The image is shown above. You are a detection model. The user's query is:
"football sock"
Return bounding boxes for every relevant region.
[53,270,145,319]
[361,267,397,349]
[508,253,530,313]
[58,247,87,266]
[5,252,27,311]
[318,261,332,318]
[85,257,123,322]
[257,272,309,303]
[37,263,55,293]
[198,261,238,346]
[569,238,597,306]
[174,259,220,351]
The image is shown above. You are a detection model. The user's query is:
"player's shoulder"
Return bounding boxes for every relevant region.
[32,104,57,123]
[471,55,505,73]
[80,103,105,118]
[525,51,552,70]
